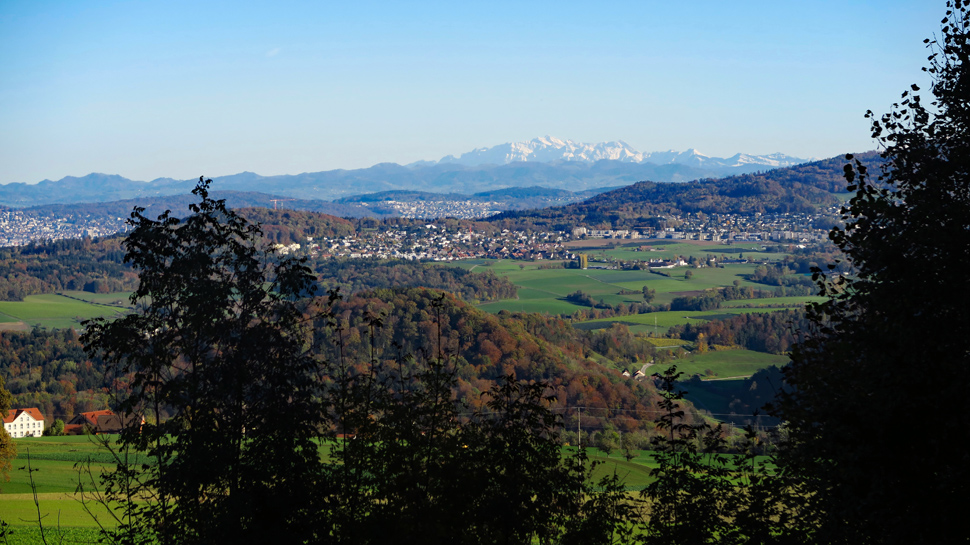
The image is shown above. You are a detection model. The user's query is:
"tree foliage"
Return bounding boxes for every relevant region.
[640,365,793,545]
[0,373,14,484]
[80,178,646,545]
[82,178,325,545]
[776,3,970,543]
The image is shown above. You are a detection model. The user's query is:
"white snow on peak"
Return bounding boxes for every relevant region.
[430,138,811,170]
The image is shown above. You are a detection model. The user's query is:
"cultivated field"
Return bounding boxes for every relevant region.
[464,249,806,401]
[0,436,120,540]
[0,293,130,330]
[649,349,789,379]
[465,244,817,332]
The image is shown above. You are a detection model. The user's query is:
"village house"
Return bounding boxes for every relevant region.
[66,409,142,435]
[3,407,45,438]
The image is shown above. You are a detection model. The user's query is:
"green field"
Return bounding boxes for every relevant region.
[0,436,120,533]
[721,295,825,308]
[570,239,780,264]
[0,437,661,535]
[469,257,815,331]
[60,290,134,308]
[574,307,788,334]
[651,349,789,379]
[0,293,129,330]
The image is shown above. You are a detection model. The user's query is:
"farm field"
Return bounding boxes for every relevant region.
[0,436,120,533]
[721,295,825,308]
[650,349,789,379]
[573,307,787,334]
[566,239,782,264]
[60,290,134,308]
[0,293,129,330]
[0,436,662,537]
[465,254,816,332]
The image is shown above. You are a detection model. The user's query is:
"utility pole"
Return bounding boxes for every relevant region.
[577,407,582,448]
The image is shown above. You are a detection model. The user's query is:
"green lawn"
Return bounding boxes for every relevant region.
[0,293,128,330]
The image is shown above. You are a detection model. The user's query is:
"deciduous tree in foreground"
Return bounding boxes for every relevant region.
[83,179,636,545]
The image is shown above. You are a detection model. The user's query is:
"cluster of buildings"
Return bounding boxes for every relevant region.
[1,201,831,252]
[309,227,572,261]
[574,210,831,245]
[3,407,136,438]
[377,200,504,219]
[0,210,125,246]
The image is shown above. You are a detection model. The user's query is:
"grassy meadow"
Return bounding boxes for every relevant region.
[464,245,805,411]
[466,239,817,333]
[0,293,130,330]
[0,436,121,536]
[649,349,789,379]
[0,436,664,540]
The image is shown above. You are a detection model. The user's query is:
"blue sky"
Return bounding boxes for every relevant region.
[0,1,944,184]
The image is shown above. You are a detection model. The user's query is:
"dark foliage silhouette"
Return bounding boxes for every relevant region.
[776,3,970,543]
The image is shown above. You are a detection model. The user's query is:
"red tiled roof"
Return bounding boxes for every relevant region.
[74,410,115,427]
[3,408,45,424]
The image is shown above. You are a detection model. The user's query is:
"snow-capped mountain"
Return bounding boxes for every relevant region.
[422,137,810,169]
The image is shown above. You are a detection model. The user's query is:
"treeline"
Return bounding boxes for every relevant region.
[0,237,138,301]
[311,259,517,302]
[488,152,883,231]
[670,282,776,311]
[564,284,775,316]
[0,328,110,420]
[0,228,511,304]
[238,207,357,243]
[584,322,674,367]
[669,309,809,354]
[321,288,702,433]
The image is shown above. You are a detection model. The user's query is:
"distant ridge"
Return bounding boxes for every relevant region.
[421,136,812,169]
[0,138,815,208]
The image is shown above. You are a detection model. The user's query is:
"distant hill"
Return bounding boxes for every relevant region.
[15,186,618,236]
[489,152,883,230]
[0,141,815,208]
[25,191,385,220]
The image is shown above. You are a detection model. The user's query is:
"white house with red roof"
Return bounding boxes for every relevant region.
[3,407,45,438]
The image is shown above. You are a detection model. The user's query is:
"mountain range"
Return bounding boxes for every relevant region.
[418,136,811,169]
[0,138,813,208]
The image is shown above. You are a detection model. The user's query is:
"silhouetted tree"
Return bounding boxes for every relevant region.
[776,3,970,543]
[83,178,325,545]
[81,179,638,545]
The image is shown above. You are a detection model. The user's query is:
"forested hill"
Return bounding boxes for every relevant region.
[489,152,883,230]
[25,191,383,221]
[237,208,358,242]
[320,287,699,432]
[2,288,703,433]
